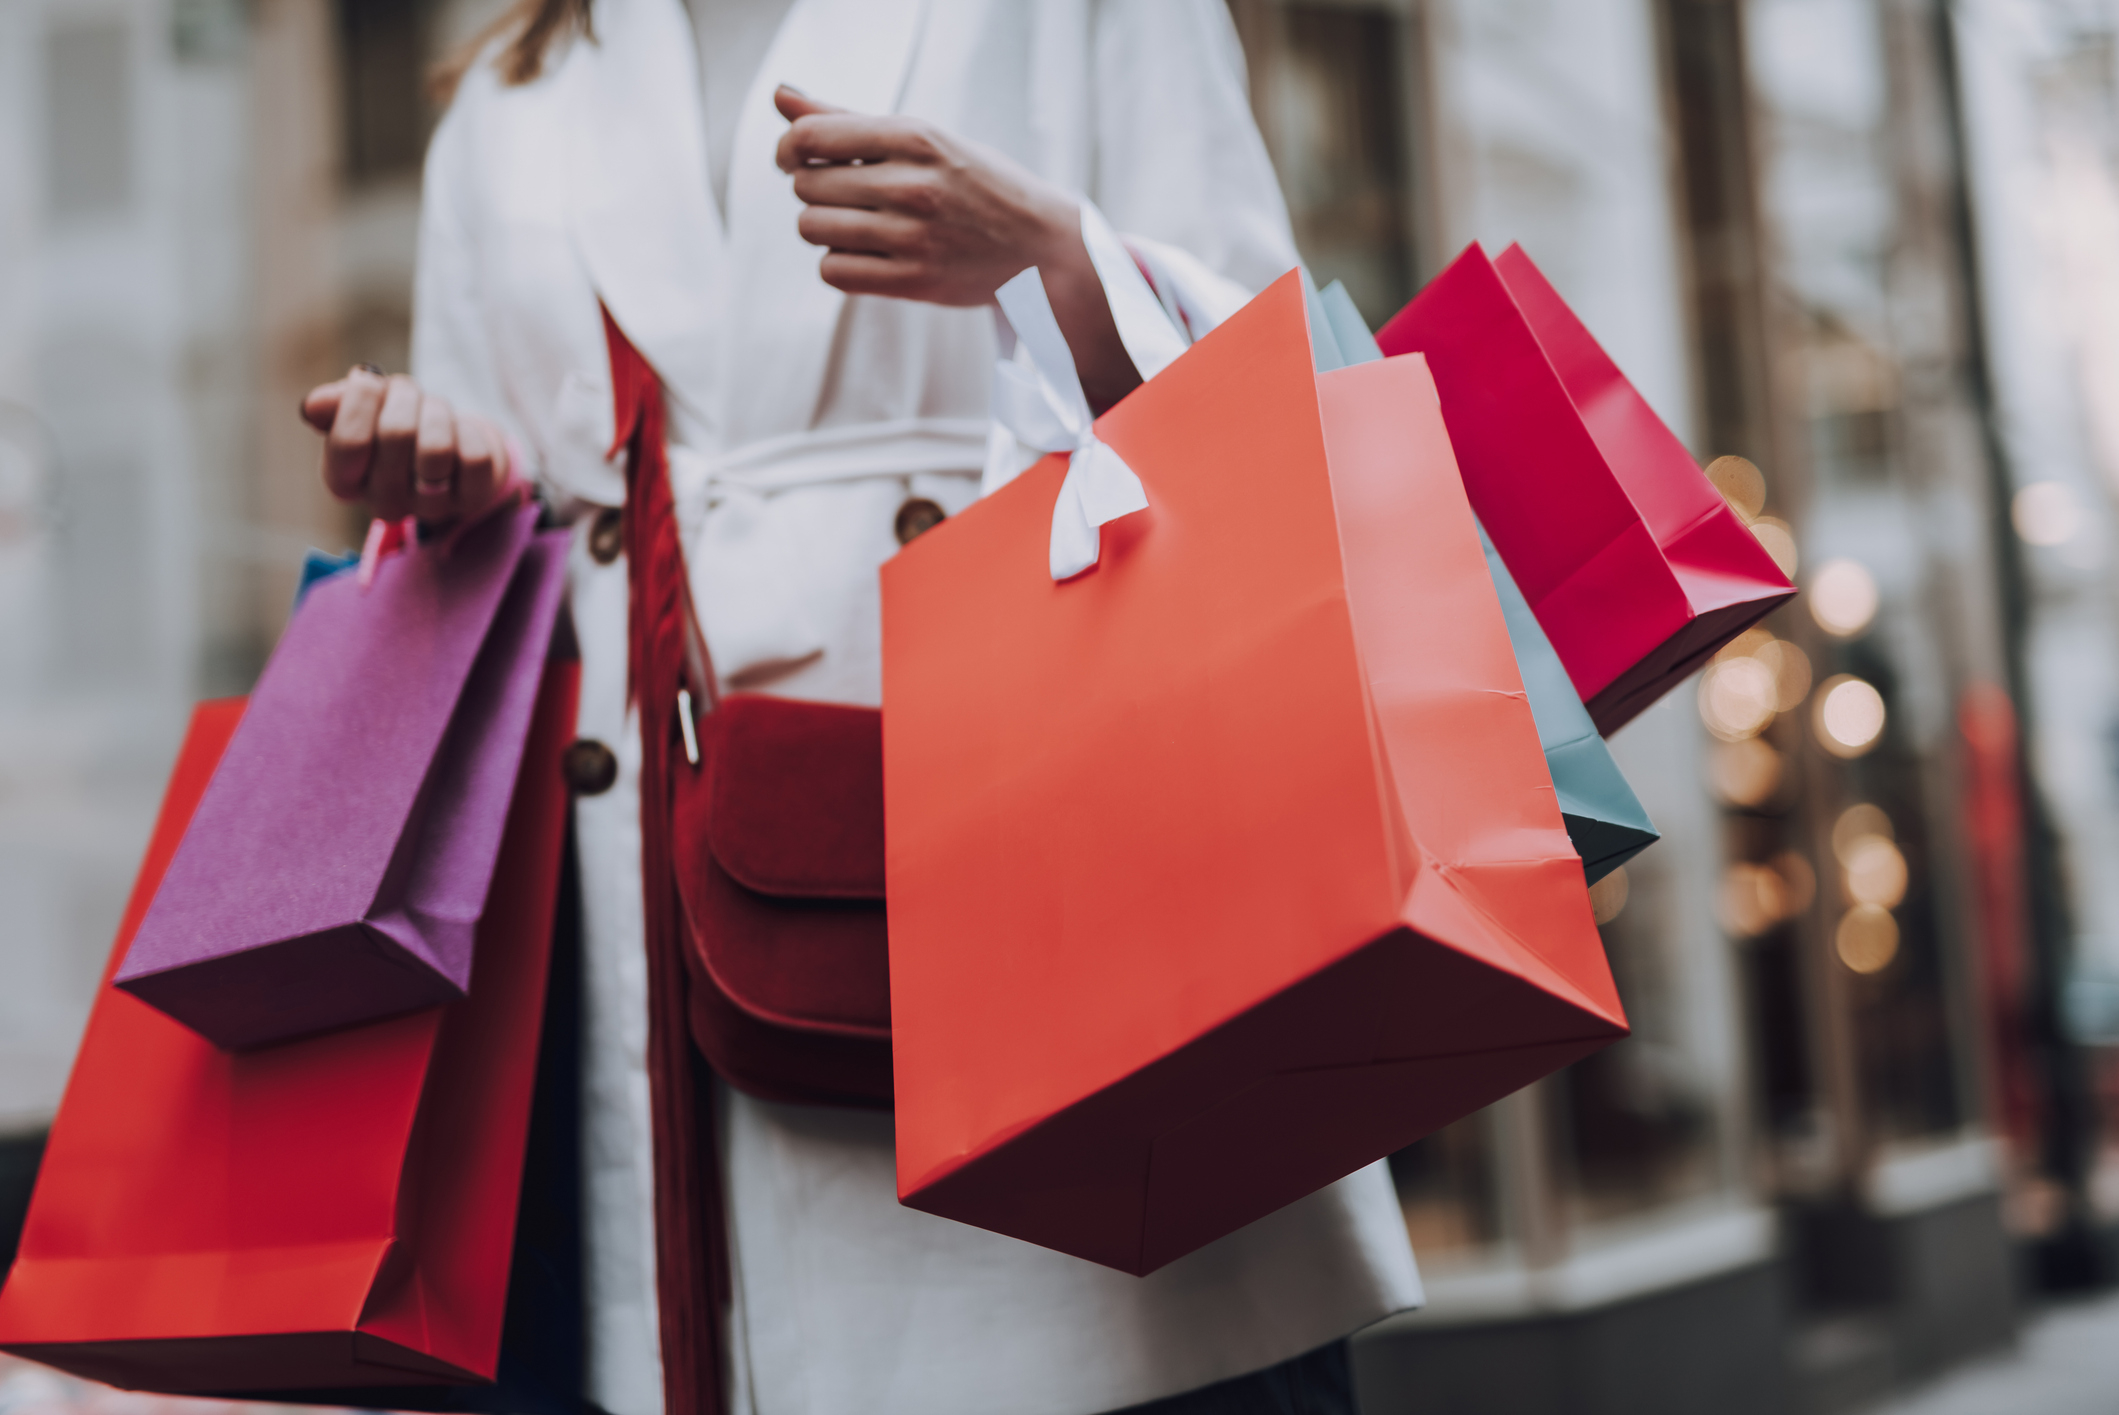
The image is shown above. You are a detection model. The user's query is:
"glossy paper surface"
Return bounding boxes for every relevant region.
[881,277,1626,1273]
[1376,243,1795,732]
[0,664,576,1392]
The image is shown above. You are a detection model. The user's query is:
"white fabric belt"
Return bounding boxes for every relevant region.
[664,416,987,689]
[671,416,989,509]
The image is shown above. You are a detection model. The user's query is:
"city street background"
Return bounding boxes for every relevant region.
[9,0,2119,1410]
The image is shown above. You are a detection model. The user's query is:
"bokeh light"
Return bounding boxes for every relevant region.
[2012,480,2080,547]
[1753,638,1813,711]
[1589,866,1630,925]
[1809,558,1878,637]
[1707,454,1767,521]
[1710,736,1782,808]
[1842,835,1908,909]
[1751,516,1799,578]
[1833,803,1893,859]
[1772,850,1817,915]
[1719,862,1789,937]
[1700,656,1779,741]
[1836,904,1900,974]
[1724,626,1772,657]
[1815,675,1886,757]
[1700,631,1815,746]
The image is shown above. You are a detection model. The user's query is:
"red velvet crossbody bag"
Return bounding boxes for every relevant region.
[608,319,895,1115]
[668,695,893,1109]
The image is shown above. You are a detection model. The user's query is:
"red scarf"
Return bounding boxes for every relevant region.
[606,307,728,1415]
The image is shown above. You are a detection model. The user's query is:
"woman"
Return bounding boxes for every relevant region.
[302,3,1422,1413]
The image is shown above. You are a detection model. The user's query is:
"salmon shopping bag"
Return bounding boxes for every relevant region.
[1314,277,1656,884]
[115,503,568,1049]
[1377,243,1795,732]
[881,272,1628,1275]
[0,656,577,1393]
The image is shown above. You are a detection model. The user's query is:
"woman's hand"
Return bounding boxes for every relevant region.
[299,367,512,524]
[774,87,1142,411]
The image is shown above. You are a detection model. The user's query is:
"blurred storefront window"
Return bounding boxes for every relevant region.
[1239,0,1762,1300]
[1739,0,1990,1186]
[1228,0,1421,323]
[1390,1115,1503,1258]
[1557,859,1724,1227]
[0,0,492,1186]
[340,0,440,186]
[1949,1,2119,1271]
[45,21,133,220]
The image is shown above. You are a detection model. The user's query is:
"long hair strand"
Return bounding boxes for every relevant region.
[429,0,593,107]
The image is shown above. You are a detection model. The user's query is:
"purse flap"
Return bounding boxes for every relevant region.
[705,694,886,901]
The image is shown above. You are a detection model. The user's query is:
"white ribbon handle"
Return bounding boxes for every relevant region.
[993,266,1151,580]
[989,202,1185,582]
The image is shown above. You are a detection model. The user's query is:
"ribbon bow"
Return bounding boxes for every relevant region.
[992,267,1152,582]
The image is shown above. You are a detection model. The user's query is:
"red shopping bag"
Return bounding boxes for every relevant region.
[1377,243,1794,732]
[880,274,1626,1275]
[0,658,577,1393]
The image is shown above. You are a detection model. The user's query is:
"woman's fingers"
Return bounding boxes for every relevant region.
[366,375,424,521]
[309,366,510,523]
[412,393,459,522]
[790,162,884,208]
[777,113,936,173]
[302,380,346,432]
[456,413,504,518]
[791,161,940,216]
[772,85,844,123]
[322,368,389,502]
[304,363,390,433]
[795,204,925,256]
[817,251,925,299]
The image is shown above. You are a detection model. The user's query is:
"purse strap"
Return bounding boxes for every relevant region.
[604,305,729,1415]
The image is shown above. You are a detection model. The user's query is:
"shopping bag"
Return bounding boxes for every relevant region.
[294,547,359,607]
[236,820,592,1415]
[1314,279,1655,884]
[1376,243,1795,733]
[1480,527,1657,882]
[0,656,577,1392]
[880,273,1627,1275]
[114,503,569,1049]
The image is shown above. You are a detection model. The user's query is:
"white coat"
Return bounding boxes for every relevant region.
[410,3,1424,1414]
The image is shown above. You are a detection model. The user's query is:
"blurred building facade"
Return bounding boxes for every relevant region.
[5,1,2119,1412]
[1234,1,2119,1411]
[0,0,501,1267]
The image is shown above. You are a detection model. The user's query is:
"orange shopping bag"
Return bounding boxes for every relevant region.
[0,660,576,1393]
[880,274,1628,1275]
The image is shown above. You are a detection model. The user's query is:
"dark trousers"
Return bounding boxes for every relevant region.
[1113,1342,1357,1415]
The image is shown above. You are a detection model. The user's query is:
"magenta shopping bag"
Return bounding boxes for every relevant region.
[1376,244,1794,732]
[114,502,569,1049]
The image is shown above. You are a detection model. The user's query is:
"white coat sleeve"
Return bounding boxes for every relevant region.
[1088,0,1302,320]
[409,75,528,466]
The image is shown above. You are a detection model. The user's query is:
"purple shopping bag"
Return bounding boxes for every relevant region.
[114,501,570,1049]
